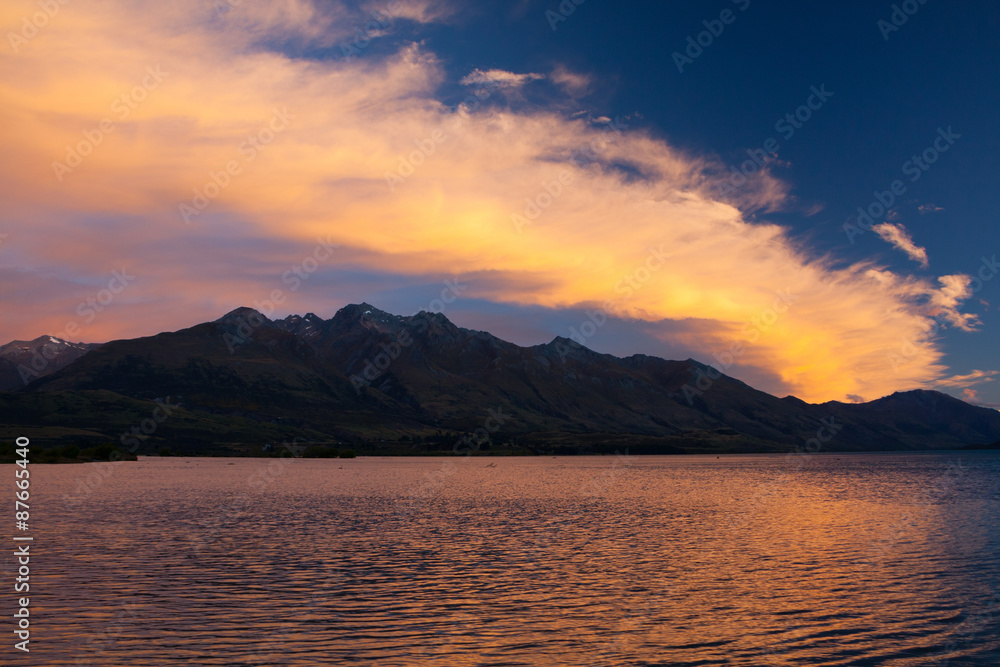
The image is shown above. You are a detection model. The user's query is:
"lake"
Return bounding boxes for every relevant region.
[8,452,1000,665]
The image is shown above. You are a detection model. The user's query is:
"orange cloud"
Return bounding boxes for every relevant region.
[936,370,998,389]
[0,0,981,403]
[872,222,929,268]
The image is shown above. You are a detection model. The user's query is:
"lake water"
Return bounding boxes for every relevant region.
[7,452,1000,665]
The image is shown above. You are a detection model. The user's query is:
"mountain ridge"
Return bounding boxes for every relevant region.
[2,303,999,454]
[0,335,101,390]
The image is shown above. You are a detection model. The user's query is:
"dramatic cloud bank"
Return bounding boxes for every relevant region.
[0,0,982,402]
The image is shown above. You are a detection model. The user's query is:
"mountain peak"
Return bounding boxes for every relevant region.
[36,335,70,346]
[334,302,388,319]
[1,335,94,355]
[409,309,457,325]
[343,302,407,322]
[549,335,576,345]
[538,335,587,348]
[215,307,271,325]
[0,335,100,390]
[533,336,604,364]
[326,303,407,337]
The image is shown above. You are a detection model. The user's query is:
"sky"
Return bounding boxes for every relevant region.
[1,0,998,406]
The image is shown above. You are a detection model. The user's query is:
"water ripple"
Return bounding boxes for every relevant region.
[7,452,1000,665]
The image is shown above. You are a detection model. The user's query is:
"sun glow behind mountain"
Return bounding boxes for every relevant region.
[0,0,986,403]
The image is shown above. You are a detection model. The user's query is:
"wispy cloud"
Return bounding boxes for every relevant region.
[550,64,592,97]
[960,387,1000,410]
[918,202,944,214]
[460,68,545,88]
[931,275,980,330]
[872,222,929,267]
[936,369,999,388]
[864,271,979,332]
[376,0,458,25]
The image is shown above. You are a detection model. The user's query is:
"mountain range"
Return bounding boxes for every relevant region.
[0,336,100,390]
[1,303,999,456]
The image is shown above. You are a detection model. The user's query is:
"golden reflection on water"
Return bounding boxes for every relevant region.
[10,453,1000,665]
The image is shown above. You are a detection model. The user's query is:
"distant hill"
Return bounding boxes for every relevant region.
[0,336,100,390]
[2,304,999,455]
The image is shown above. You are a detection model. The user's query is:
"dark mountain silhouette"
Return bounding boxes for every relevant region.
[3,304,999,454]
[0,336,100,390]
